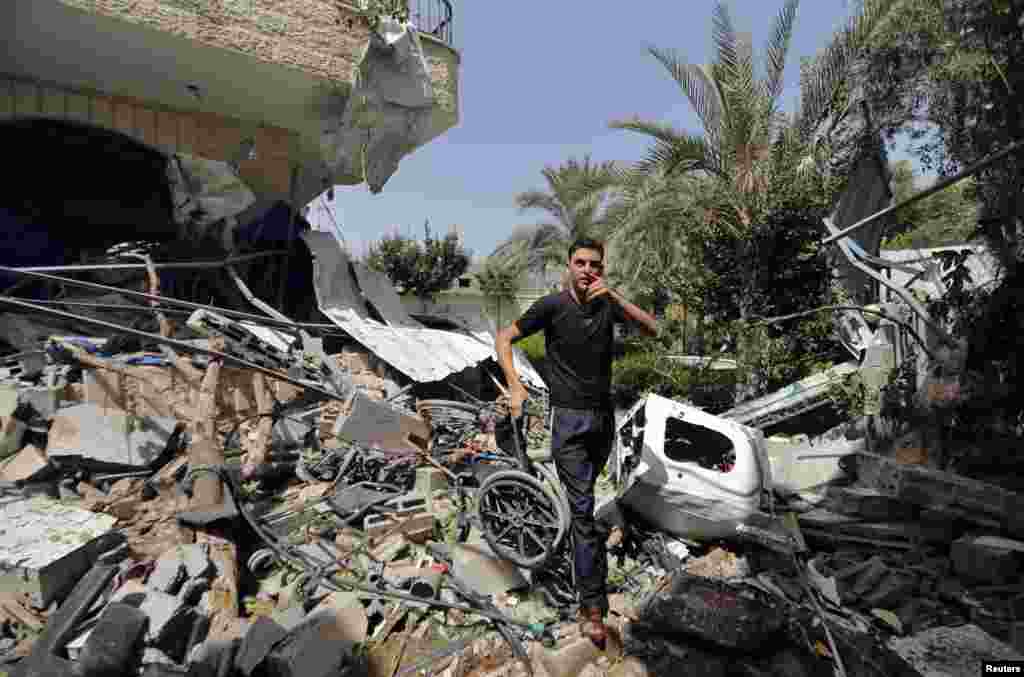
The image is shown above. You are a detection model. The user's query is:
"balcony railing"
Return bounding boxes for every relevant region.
[408,0,453,46]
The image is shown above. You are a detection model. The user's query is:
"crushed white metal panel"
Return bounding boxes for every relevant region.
[878,244,1001,300]
[615,394,776,542]
[351,262,421,329]
[303,232,545,389]
[719,361,859,430]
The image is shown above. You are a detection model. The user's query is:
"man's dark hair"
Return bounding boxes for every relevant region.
[567,237,605,261]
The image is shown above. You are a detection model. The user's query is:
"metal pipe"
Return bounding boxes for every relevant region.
[0,264,343,332]
[821,139,1024,245]
[0,295,347,402]
[13,250,287,274]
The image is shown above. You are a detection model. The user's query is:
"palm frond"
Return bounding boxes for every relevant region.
[764,0,799,104]
[712,1,739,76]
[647,47,723,138]
[610,118,719,178]
[799,0,900,132]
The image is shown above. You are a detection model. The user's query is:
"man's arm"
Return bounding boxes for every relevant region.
[588,281,658,337]
[495,322,529,418]
[609,289,658,337]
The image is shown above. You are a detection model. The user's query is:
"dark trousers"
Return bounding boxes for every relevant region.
[550,406,614,614]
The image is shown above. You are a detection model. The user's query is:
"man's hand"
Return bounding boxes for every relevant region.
[584,275,613,303]
[509,383,529,420]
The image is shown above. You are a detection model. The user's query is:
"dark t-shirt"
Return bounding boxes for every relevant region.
[514,290,626,409]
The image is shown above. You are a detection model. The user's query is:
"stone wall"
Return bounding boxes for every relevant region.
[56,0,370,85]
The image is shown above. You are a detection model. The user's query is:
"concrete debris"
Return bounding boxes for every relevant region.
[450,542,529,597]
[47,403,179,470]
[2,234,1022,677]
[0,444,49,482]
[0,497,120,607]
[888,624,1024,676]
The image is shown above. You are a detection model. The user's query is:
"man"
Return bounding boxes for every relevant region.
[495,237,658,645]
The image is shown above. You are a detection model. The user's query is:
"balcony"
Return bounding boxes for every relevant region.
[409,0,454,46]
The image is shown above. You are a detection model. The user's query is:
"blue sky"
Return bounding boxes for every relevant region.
[306,0,908,259]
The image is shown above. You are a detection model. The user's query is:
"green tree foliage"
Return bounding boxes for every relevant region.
[366,222,470,299]
[511,155,620,272]
[603,0,897,401]
[881,160,979,249]
[860,0,1023,430]
[860,0,1023,271]
[475,251,527,305]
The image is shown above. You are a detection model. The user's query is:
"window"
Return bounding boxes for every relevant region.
[663,417,736,472]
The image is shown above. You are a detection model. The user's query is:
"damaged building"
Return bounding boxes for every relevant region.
[0,3,1022,677]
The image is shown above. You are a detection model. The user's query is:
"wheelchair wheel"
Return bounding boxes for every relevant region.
[476,469,569,569]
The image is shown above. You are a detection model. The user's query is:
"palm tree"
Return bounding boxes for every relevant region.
[512,155,621,272]
[604,0,899,397]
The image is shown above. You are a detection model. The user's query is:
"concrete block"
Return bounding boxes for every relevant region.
[186,639,237,677]
[450,543,528,598]
[0,497,119,607]
[235,616,288,676]
[951,535,1024,585]
[47,403,179,470]
[78,602,149,677]
[637,572,786,651]
[148,554,187,595]
[178,578,210,606]
[137,589,196,662]
[180,543,215,579]
[888,624,1024,676]
[263,611,364,677]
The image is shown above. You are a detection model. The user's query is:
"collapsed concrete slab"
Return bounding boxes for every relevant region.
[0,497,121,607]
[47,403,179,471]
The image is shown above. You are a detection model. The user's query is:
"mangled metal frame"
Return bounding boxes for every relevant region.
[613,393,798,550]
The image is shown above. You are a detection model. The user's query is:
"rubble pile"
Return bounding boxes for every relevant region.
[1,243,1022,677]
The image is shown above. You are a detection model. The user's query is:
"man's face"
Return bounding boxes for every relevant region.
[567,247,604,299]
